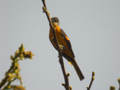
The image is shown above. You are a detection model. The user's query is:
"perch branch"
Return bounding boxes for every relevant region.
[42,0,70,90]
[59,52,70,90]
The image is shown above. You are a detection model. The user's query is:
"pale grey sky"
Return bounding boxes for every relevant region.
[0,0,120,90]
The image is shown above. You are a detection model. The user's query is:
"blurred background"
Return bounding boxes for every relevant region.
[0,0,120,90]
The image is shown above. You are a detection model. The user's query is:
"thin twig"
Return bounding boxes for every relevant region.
[0,61,16,88]
[119,84,120,90]
[87,72,95,90]
[3,78,16,90]
[59,52,70,90]
[110,86,115,90]
[42,0,55,32]
[41,0,70,90]
[118,78,120,90]
[0,76,8,88]
[42,0,59,50]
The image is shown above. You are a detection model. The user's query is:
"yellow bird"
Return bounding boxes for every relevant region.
[49,17,84,80]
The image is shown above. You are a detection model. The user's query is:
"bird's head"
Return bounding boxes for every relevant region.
[51,17,60,25]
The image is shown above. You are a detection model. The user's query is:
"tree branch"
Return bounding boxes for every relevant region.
[0,44,33,90]
[59,52,70,90]
[41,0,70,90]
[87,72,95,90]
[110,86,115,90]
[118,78,120,90]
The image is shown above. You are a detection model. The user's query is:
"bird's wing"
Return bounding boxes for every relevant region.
[60,29,75,58]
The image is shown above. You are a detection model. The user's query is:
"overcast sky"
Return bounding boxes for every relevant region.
[0,0,120,90]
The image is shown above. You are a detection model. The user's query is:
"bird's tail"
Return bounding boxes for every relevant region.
[71,58,84,81]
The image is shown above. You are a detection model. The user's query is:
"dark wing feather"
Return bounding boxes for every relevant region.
[61,29,75,57]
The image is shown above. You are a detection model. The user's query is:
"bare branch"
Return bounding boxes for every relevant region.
[59,52,70,90]
[41,0,70,90]
[118,78,120,90]
[110,86,116,90]
[87,72,95,90]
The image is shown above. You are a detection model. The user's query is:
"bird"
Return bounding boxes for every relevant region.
[49,17,84,80]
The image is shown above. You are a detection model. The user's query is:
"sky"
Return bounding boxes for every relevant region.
[0,0,120,90]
